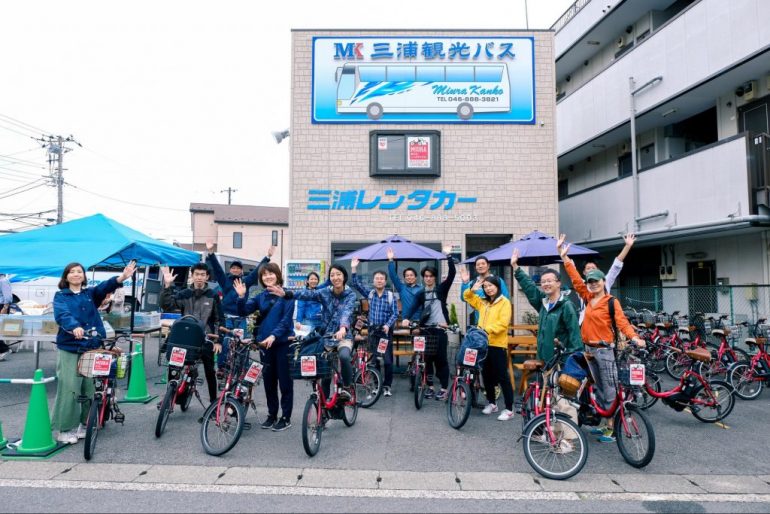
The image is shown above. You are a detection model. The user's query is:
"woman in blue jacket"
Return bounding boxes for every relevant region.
[51,260,136,444]
[294,271,323,332]
[235,263,295,432]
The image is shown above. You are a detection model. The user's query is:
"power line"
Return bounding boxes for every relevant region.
[0,113,50,135]
[65,181,188,212]
[0,181,47,201]
[0,123,39,139]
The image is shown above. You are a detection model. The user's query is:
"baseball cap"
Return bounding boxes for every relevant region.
[230,260,243,269]
[585,269,605,282]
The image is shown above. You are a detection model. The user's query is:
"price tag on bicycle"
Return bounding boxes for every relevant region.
[92,353,113,376]
[377,338,388,354]
[243,361,263,383]
[300,355,317,376]
[463,348,478,366]
[629,363,646,385]
[169,347,187,367]
[413,336,426,352]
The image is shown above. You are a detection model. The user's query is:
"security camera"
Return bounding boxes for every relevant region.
[625,25,633,34]
[735,85,745,97]
[272,129,290,144]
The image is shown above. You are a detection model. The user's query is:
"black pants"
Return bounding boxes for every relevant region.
[200,346,217,403]
[369,331,394,387]
[482,346,514,411]
[0,340,9,353]
[425,328,449,389]
[261,343,293,420]
[322,345,353,397]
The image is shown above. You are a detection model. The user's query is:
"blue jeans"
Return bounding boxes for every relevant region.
[221,316,247,366]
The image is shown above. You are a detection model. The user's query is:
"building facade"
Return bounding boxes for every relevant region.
[555,0,770,309]
[289,30,558,322]
[189,203,289,268]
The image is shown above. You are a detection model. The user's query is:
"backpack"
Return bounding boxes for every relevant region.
[456,326,489,368]
[163,315,207,362]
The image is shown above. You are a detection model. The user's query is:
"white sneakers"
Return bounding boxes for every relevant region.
[482,403,499,415]
[53,430,78,444]
[497,409,515,421]
[0,351,10,361]
[76,424,87,439]
[383,386,392,397]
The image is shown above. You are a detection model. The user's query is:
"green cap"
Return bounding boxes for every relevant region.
[585,269,606,282]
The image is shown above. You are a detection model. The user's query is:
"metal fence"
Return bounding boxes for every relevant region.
[610,285,770,325]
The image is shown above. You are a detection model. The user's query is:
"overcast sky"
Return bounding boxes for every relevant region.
[0,0,574,241]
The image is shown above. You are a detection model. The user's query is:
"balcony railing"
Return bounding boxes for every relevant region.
[551,0,592,33]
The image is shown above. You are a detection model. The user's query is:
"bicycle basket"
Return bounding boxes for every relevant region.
[557,372,581,398]
[77,350,119,379]
[366,330,390,356]
[616,357,646,387]
[287,344,335,380]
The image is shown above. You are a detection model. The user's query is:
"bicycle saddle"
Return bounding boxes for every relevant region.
[523,359,545,371]
[685,348,711,362]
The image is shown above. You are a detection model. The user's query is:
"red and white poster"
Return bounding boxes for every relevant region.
[413,336,426,352]
[629,363,645,385]
[169,347,187,367]
[407,137,430,168]
[301,356,317,377]
[463,348,478,366]
[377,338,388,354]
[244,362,263,383]
[91,353,113,376]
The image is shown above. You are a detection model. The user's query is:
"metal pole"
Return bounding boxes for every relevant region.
[524,0,529,30]
[629,77,639,232]
[56,136,64,224]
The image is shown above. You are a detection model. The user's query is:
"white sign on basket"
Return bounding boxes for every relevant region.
[377,338,388,354]
[91,353,113,376]
[463,348,478,366]
[169,347,187,367]
[301,356,317,377]
[629,363,645,385]
[244,362,263,383]
[413,336,426,352]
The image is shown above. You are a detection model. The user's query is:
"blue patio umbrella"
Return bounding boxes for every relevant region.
[462,230,598,266]
[338,234,446,262]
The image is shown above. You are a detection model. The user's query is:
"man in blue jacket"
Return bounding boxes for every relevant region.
[205,240,274,370]
[387,247,423,326]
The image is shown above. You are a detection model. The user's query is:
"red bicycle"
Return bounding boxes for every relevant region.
[350,316,383,408]
[729,326,770,400]
[696,319,752,380]
[293,334,358,457]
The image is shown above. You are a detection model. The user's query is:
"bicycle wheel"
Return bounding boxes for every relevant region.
[414,364,426,410]
[665,352,689,380]
[302,395,322,457]
[520,384,538,431]
[155,383,176,438]
[729,363,764,400]
[354,367,382,409]
[696,358,726,381]
[648,350,667,374]
[200,397,245,456]
[732,348,750,363]
[634,373,661,409]
[342,388,359,427]
[522,413,588,481]
[446,380,471,429]
[83,396,101,461]
[614,403,655,468]
[690,380,735,423]
[179,388,193,412]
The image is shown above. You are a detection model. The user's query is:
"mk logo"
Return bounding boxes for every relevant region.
[334,42,364,60]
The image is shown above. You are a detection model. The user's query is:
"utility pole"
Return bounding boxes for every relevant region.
[37,134,80,224]
[220,187,237,205]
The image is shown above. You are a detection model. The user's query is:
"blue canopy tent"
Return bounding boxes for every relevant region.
[0,214,201,352]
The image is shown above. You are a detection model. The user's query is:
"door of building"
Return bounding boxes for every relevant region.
[687,260,717,315]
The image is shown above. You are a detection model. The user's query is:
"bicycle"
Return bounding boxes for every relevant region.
[200,328,265,456]
[696,319,752,380]
[405,322,441,410]
[518,340,588,481]
[350,316,383,408]
[641,345,735,422]
[291,332,358,457]
[728,324,770,400]
[76,330,126,461]
[155,316,211,438]
[573,342,656,469]
[446,326,486,429]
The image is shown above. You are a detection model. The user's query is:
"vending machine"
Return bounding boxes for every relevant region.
[284,260,326,290]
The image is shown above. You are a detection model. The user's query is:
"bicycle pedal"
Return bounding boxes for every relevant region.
[196,378,204,386]
[197,416,204,424]
[113,413,125,424]
[242,422,252,430]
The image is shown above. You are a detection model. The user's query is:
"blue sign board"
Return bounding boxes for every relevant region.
[312,36,535,124]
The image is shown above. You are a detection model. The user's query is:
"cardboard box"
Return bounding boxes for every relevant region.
[42,320,59,335]
[0,318,24,337]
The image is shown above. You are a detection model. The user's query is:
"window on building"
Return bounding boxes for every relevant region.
[558,179,569,200]
[272,230,278,246]
[370,130,441,177]
[618,153,632,178]
[639,143,655,170]
[233,232,243,249]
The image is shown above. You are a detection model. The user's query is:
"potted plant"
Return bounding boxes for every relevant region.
[447,303,461,347]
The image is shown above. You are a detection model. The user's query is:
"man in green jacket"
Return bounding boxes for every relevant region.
[510,249,582,362]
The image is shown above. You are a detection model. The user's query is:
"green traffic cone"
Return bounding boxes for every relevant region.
[121,342,157,404]
[0,421,7,449]
[13,369,56,455]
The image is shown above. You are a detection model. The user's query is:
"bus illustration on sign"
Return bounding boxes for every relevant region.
[334,63,511,120]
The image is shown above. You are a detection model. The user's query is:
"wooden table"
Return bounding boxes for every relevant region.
[508,325,539,394]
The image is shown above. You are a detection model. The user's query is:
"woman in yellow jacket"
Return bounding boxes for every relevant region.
[460,267,515,421]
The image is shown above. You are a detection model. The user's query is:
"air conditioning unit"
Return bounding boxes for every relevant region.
[616,35,626,48]
[620,142,630,154]
[736,80,758,101]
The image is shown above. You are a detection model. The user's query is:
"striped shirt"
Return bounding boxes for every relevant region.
[350,274,399,328]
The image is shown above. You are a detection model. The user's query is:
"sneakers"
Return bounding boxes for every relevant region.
[496,409,515,421]
[272,417,292,432]
[435,389,448,401]
[75,424,87,439]
[261,416,277,429]
[0,351,10,361]
[558,439,576,454]
[338,388,352,402]
[424,388,435,399]
[598,427,616,443]
[482,403,499,415]
[589,426,604,435]
[53,430,78,444]
[383,386,392,397]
